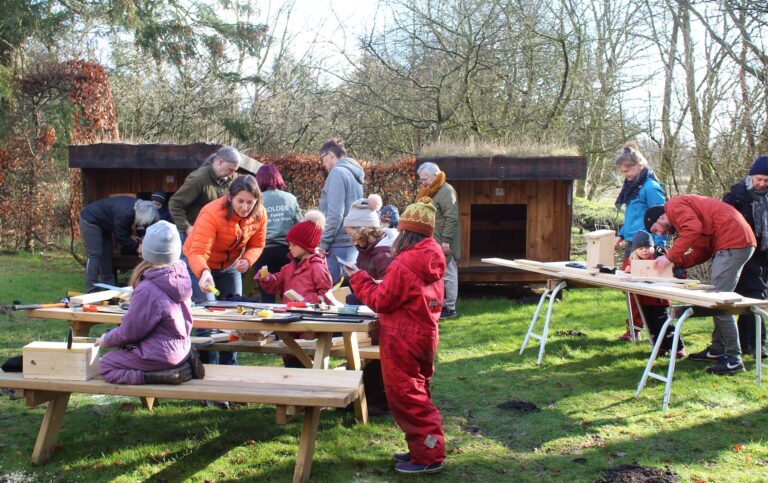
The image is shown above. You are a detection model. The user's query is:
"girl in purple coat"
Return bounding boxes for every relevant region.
[97,221,204,385]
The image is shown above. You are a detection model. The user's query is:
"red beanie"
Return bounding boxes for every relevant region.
[286,210,325,253]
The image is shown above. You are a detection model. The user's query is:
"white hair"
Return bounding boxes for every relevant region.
[212,146,242,166]
[134,200,159,226]
[417,162,441,177]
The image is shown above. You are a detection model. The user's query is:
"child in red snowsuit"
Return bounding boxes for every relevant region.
[257,210,333,304]
[624,230,686,356]
[348,197,446,475]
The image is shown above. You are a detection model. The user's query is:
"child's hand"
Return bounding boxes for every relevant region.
[342,263,359,276]
[94,336,104,347]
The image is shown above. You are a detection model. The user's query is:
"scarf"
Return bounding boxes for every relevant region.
[416,171,446,201]
[615,167,658,209]
[746,176,768,251]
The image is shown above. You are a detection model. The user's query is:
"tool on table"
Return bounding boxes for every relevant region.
[72,336,98,343]
[565,262,586,269]
[80,304,100,312]
[595,264,617,274]
[66,327,73,349]
[12,302,67,310]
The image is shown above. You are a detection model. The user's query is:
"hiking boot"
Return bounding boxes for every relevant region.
[395,462,443,474]
[188,346,205,379]
[393,452,411,463]
[688,347,724,362]
[144,364,192,385]
[440,308,458,320]
[706,356,745,375]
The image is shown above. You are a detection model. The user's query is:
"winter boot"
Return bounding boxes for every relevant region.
[144,364,192,385]
[188,346,205,379]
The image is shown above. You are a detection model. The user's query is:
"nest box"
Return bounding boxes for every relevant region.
[585,229,616,269]
[23,342,100,381]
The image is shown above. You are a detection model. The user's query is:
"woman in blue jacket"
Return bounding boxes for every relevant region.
[613,143,666,340]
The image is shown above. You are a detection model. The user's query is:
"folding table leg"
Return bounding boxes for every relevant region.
[632,293,650,344]
[751,307,768,387]
[626,292,637,343]
[519,280,566,364]
[636,307,693,411]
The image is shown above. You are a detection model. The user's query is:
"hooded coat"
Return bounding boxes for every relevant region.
[79,196,141,254]
[664,195,756,268]
[259,253,333,304]
[99,262,193,385]
[350,237,446,466]
[318,157,365,249]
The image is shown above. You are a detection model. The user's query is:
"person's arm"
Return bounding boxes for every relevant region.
[312,262,334,304]
[101,287,160,347]
[241,208,267,269]
[168,174,200,234]
[350,260,410,314]
[184,210,217,278]
[259,268,284,296]
[113,211,138,254]
[319,171,346,250]
[664,205,702,266]
[438,186,460,246]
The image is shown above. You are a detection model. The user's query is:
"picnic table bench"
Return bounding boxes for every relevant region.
[0,365,362,483]
[24,308,377,422]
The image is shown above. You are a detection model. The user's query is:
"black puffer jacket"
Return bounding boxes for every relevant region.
[80,196,139,254]
[723,180,768,292]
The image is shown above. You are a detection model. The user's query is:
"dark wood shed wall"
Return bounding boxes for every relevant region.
[454,179,572,282]
[82,168,191,204]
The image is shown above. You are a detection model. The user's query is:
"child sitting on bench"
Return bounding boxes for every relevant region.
[97,220,204,384]
[347,198,446,475]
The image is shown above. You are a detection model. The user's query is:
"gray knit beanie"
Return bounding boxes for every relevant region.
[141,220,181,265]
[343,194,383,228]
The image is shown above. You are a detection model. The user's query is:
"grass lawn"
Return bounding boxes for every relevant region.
[2,251,768,481]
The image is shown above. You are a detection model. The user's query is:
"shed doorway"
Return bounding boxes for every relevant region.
[470,204,527,261]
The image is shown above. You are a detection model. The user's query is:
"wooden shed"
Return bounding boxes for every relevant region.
[70,143,263,275]
[415,155,587,283]
[70,142,262,204]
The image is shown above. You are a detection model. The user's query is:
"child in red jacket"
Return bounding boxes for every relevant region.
[256,210,333,304]
[624,230,686,356]
[348,198,446,475]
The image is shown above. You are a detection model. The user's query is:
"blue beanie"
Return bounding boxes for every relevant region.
[380,205,399,228]
[749,156,768,176]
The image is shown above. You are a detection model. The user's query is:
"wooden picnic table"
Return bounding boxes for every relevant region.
[23,307,376,423]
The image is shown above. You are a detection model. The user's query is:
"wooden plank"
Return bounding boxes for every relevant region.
[275,333,315,369]
[630,259,674,278]
[25,390,59,408]
[24,308,377,333]
[293,406,321,483]
[31,393,70,464]
[482,258,746,308]
[312,334,332,370]
[69,288,131,305]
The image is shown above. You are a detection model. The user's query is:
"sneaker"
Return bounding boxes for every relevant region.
[743,347,768,359]
[393,452,411,463]
[687,347,723,361]
[706,356,745,375]
[440,308,458,320]
[675,349,687,358]
[619,329,642,341]
[394,462,443,474]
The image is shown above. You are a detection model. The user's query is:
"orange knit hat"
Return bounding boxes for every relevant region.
[398,197,436,237]
[286,210,325,252]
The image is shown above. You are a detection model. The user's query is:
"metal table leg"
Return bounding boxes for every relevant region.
[636,307,694,411]
[519,280,566,365]
[751,306,768,387]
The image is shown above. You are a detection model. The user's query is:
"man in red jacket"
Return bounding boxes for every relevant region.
[645,195,756,375]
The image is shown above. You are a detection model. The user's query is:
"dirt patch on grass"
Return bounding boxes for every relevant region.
[497,399,540,413]
[596,464,680,482]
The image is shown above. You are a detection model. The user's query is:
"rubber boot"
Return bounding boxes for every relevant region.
[188,346,205,379]
[144,364,192,385]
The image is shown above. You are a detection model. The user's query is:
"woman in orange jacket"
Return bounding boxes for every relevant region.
[182,175,266,370]
[184,175,267,300]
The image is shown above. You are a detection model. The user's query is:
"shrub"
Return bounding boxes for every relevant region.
[573,196,623,232]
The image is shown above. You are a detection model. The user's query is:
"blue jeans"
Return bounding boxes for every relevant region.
[184,249,241,366]
[326,245,358,286]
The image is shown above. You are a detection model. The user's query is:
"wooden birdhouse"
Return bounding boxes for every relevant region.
[23,342,100,381]
[585,229,616,269]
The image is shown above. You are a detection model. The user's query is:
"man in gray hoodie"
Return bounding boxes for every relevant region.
[317,138,365,284]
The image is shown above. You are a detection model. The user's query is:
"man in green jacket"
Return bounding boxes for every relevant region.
[169,146,242,238]
[417,162,461,319]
